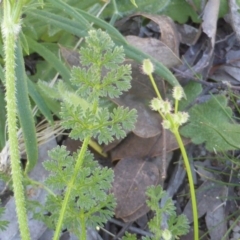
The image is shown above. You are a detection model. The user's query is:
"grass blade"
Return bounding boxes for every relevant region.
[15,40,38,172]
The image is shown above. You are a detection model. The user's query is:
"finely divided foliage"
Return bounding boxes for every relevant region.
[62,29,136,143]
[41,147,115,234]
[123,186,189,240]
[71,30,131,101]
[38,29,137,237]
[145,186,189,240]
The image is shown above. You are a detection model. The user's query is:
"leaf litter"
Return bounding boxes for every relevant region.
[60,7,240,239]
[6,3,240,239]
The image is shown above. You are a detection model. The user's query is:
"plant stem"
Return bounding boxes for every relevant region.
[149,73,162,99]
[172,129,199,240]
[26,177,56,197]
[80,210,87,240]
[175,99,179,114]
[2,1,30,239]
[53,135,91,240]
[109,0,121,25]
[146,64,198,239]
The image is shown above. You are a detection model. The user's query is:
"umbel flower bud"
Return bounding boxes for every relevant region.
[162,120,171,129]
[142,59,154,75]
[161,100,172,114]
[172,85,184,100]
[150,98,162,111]
[173,112,189,125]
[150,98,172,113]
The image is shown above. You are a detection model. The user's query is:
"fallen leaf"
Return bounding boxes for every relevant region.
[59,45,80,67]
[205,203,228,240]
[202,0,220,47]
[210,47,240,84]
[126,36,180,68]
[113,157,159,222]
[183,180,227,221]
[110,131,186,162]
[229,0,240,41]
[112,61,165,138]
[133,13,180,56]
[174,34,213,83]
[176,23,200,46]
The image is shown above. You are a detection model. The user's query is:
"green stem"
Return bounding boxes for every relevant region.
[172,129,199,240]
[175,99,179,114]
[109,0,121,25]
[53,135,91,240]
[26,177,56,197]
[2,1,30,239]
[147,64,198,238]
[149,73,162,99]
[79,210,87,240]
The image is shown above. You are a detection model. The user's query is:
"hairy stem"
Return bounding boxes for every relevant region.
[2,1,30,239]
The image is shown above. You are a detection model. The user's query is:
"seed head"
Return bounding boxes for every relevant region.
[173,112,189,125]
[172,85,184,100]
[150,98,162,111]
[160,100,172,114]
[142,59,154,75]
[162,120,171,129]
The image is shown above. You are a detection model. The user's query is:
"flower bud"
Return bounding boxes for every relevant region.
[179,111,189,124]
[161,100,172,114]
[150,98,162,111]
[162,120,171,129]
[173,85,184,100]
[142,59,154,75]
[173,112,189,125]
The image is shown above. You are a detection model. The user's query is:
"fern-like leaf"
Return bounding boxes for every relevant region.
[146,185,189,239]
[41,146,116,236]
[0,206,8,231]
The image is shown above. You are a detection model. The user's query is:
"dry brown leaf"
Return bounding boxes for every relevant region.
[126,36,180,68]
[133,13,180,56]
[112,61,165,138]
[113,94,162,138]
[113,157,159,222]
[110,131,185,162]
[118,13,181,68]
[210,43,240,84]
[229,0,240,42]
[174,34,213,83]
[176,24,200,46]
[183,180,227,222]
[202,0,220,46]
[59,45,80,67]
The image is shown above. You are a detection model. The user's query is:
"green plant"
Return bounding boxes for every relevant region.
[0,0,182,157]
[123,185,189,240]
[0,203,9,232]
[145,186,189,240]
[1,1,37,239]
[0,0,180,158]
[33,29,137,240]
[0,1,180,238]
[141,59,198,240]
